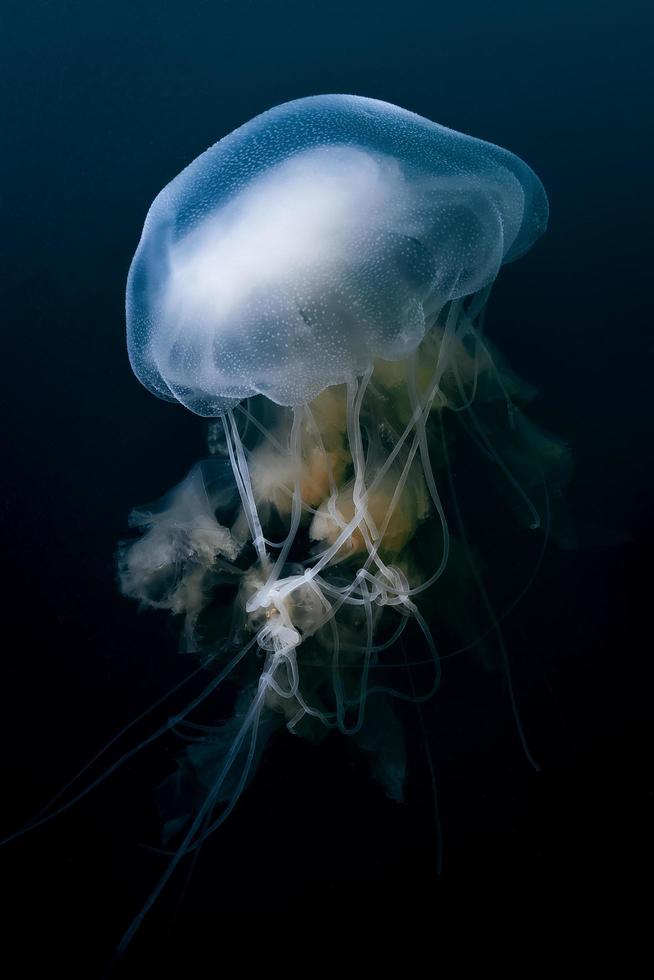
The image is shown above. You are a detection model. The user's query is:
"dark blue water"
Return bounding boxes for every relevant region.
[2,1,652,973]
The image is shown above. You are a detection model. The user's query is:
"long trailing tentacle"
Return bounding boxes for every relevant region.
[224,410,269,564]
[115,678,268,958]
[263,405,304,586]
[439,410,541,771]
[0,638,257,847]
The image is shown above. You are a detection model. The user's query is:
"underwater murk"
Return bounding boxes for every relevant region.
[5,95,572,955]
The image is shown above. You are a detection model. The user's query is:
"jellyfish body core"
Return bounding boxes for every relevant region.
[114,96,566,949]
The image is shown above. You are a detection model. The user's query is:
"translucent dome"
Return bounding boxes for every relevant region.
[127,95,548,414]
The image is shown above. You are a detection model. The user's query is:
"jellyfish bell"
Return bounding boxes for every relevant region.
[127,94,547,415]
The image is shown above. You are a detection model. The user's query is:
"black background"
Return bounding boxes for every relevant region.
[2,1,652,973]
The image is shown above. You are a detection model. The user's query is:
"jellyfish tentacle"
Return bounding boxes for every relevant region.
[365,475,550,671]
[198,641,301,847]
[116,678,269,957]
[359,425,422,586]
[345,369,405,587]
[304,402,340,500]
[473,330,520,427]
[352,567,441,703]
[440,474,551,663]
[439,410,540,771]
[450,353,541,530]
[400,634,444,875]
[334,572,376,735]
[264,405,305,588]
[336,340,454,601]
[235,402,289,456]
[405,352,451,591]
[447,319,483,413]
[307,364,440,578]
[224,410,269,564]
[288,691,337,730]
[151,636,306,861]
[119,630,302,952]
[16,655,218,830]
[465,284,493,323]
[371,611,411,653]
[0,638,257,847]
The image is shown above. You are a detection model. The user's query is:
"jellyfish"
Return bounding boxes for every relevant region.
[6,96,571,954]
